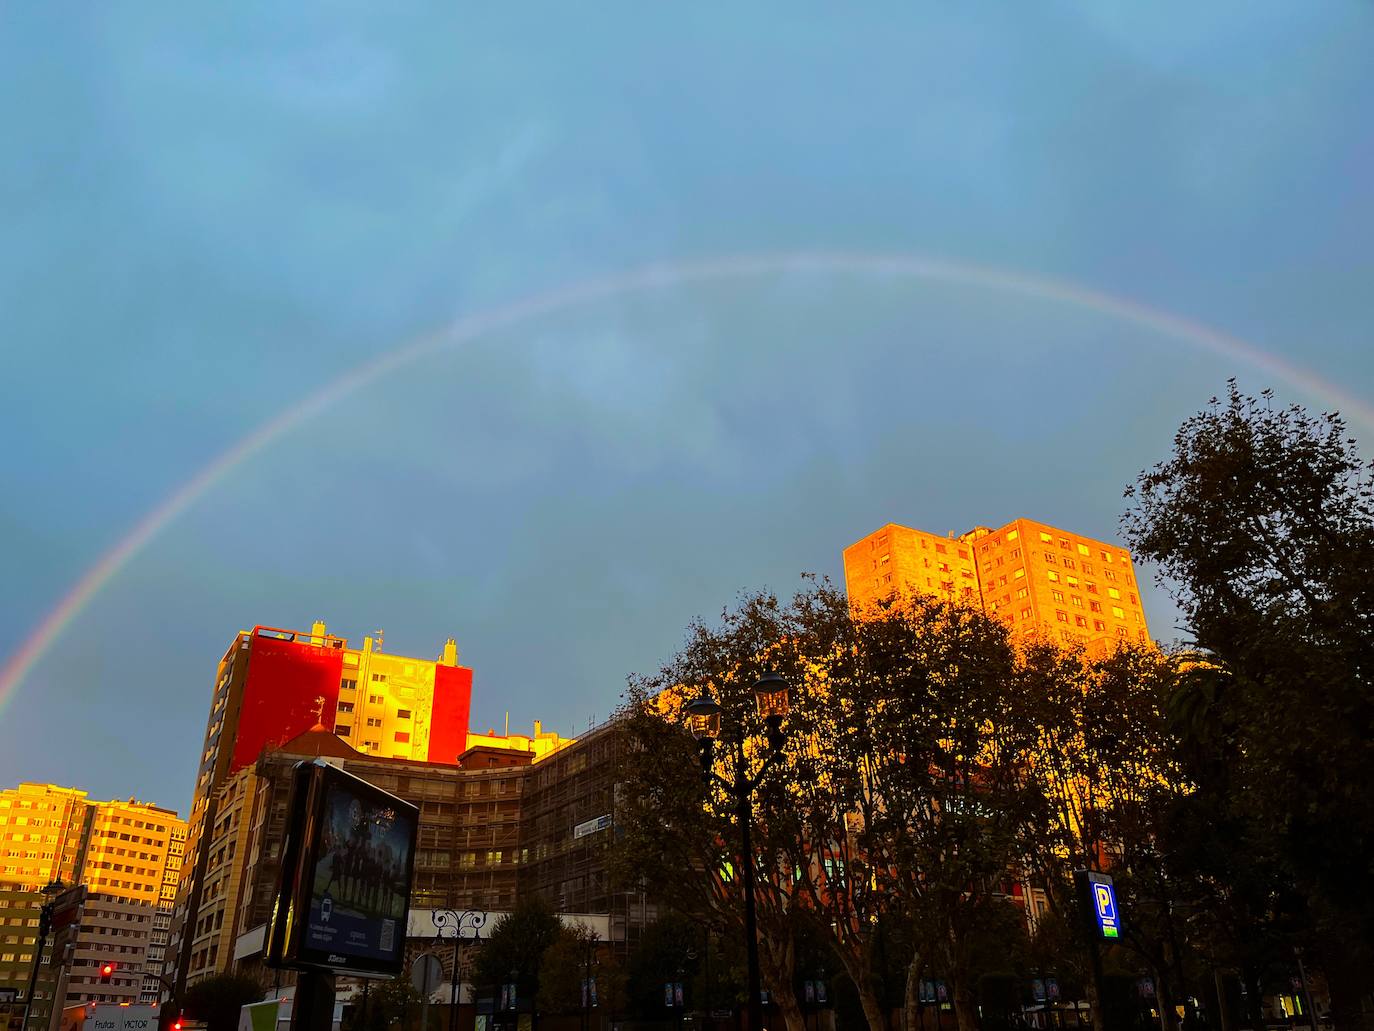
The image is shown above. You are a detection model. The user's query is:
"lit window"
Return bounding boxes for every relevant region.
[1007,530,1019,541]
[1014,568,1025,580]
[1108,587,1121,600]
[1112,606,1126,619]
[1077,544,1090,557]
[1047,571,1060,582]
[1039,532,1052,543]
[1067,576,1079,588]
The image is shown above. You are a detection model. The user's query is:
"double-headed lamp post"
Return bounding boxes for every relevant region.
[685,670,791,1031]
[432,909,487,1031]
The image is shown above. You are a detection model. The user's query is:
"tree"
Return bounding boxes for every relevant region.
[471,895,564,1005]
[342,975,424,1031]
[179,973,264,1031]
[1123,381,1374,1029]
[615,580,1050,1031]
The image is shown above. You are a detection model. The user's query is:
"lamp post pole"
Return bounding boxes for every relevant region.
[433,909,486,1031]
[686,671,791,1031]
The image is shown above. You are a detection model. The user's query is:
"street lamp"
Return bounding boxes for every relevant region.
[432,909,486,1031]
[685,670,792,1031]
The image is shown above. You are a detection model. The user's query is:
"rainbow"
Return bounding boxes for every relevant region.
[2,250,1369,718]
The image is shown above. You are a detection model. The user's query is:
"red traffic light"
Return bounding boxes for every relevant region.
[173,1022,182,1030]
[99,963,116,983]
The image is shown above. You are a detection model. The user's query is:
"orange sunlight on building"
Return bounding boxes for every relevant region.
[843,517,1151,652]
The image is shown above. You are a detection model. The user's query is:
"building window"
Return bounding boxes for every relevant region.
[1112,606,1126,619]
[1020,607,1032,619]
[371,673,387,682]
[1063,557,1076,570]
[368,694,383,704]
[1094,620,1106,631]
[1056,610,1069,623]
[936,543,947,554]
[394,732,410,744]
[1044,551,1056,563]
[1017,587,1029,599]
[1007,529,1019,541]
[1108,587,1122,600]
[1059,538,1070,549]
[1039,532,1052,543]
[340,679,357,692]
[1075,615,1088,627]
[1052,590,1065,603]
[397,709,411,720]
[366,717,383,728]
[1013,568,1025,580]
[337,702,353,713]
[1067,575,1079,588]
[1077,544,1090,556]
[1071,596,1083,608]
[335,726,350,737]
[1046,571,1060,582]
[1091,601,1103,613]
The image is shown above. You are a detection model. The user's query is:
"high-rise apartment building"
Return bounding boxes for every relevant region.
[843,517,1151,650]
[166,623,475,995]
[0,784,185,1025]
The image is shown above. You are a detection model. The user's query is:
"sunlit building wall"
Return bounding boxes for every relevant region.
[166,622,474,996]
[844,517,1150,650]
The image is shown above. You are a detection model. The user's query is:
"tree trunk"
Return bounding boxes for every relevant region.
[852,979,887,1031]
[902,956,923,1031]
[1212,970,1234,1031]
[950,975,977,1031]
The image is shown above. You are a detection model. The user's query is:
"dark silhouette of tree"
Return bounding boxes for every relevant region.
[471,894,563,1007]
[179,973,264,1031]
[1124,381,1374,1030]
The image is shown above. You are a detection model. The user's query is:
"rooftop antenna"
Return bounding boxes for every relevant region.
[374,629,384,651]
[504,711,509,737]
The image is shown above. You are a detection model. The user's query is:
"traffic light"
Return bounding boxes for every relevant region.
[99,962,116,984]
[172,1020,182,1031]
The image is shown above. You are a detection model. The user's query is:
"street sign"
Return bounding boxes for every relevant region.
[1086,872,1121,939]
[411,954,444,995]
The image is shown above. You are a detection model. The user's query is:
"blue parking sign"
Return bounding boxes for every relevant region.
[1088,873,1120,939]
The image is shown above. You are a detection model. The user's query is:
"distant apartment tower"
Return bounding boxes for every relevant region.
[843,517,1150,650]
[0,783,185,1021]
[165,623,474,994]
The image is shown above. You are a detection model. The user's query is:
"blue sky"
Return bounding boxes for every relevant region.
[2,3,1371,813]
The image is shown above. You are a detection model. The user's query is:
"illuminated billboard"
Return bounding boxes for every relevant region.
[265,759,419,977]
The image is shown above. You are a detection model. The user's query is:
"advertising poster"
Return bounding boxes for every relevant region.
[305,776,416,965]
